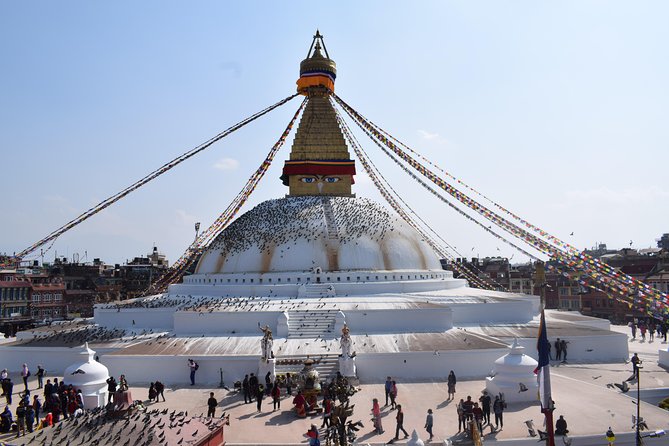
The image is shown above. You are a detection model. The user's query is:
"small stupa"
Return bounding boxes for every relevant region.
[485,338,539,403]
[63,342,110,408]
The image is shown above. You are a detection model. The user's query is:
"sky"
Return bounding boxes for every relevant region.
[1,1,668,266]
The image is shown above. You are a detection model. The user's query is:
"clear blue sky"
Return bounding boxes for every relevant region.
[2,1,668,265]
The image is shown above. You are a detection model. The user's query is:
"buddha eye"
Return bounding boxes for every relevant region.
[300,177,316,183]
[324,177,340,183]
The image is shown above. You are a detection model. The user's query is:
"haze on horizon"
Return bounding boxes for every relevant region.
[1,1,667,266]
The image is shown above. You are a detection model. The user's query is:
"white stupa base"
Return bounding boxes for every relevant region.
[258,358,276,381]
[659,349,669,368]
[83,390,108,409]
[339,357,356,378]
[486,376,538,404]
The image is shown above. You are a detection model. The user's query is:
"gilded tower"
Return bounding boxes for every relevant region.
[281,31,356,196]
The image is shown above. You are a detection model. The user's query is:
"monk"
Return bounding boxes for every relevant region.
[293,391,307,418]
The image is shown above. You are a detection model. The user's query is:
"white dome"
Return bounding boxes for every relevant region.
[195,196,442,274]
[63,343,109,388]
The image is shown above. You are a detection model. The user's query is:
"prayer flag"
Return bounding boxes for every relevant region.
[534,309,552,410]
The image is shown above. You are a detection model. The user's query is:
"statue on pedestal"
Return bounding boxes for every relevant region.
[259,324,273,362]
[340,324,352,358]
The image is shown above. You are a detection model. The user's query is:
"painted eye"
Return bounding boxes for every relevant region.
[300,177,316,183]
[324,177,340,183]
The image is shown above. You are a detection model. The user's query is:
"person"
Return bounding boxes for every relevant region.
[255,383,263,413]
[5,378,13,405]
[649,320,656,341]
[285,372,293,396]
[457,399,465,432]
[554,338,562,361]
[555,415,568,435]
[16,401,26,437]
[479,390,491,425]
[389,380,398,410]
[32,395,41,418]
[242,374,251,404]
[306,425,320,446]
[462,395,474,422]
[36,365,45,389]
[322,396,332,428]
[384,376,392,406]
[447,370,457,400]
[371,398,383,434]
[265,372,272,396]
[493,395,505,430]
[629,320,637,339]
[248,373,258,402]
[560,339,569,361]
[207,392,217,417]
[155,380,166,402]
[547,341,552,360]
[639,322,647,341]
[21,363,30,392]
[293,390,306,418]
[271,382,281,411]
[148,382,157,402]
[25,404,35,433]
[0,405,12,433]
[425,408,434,441]
[106,376,117,403]
[630,353,642,380]
[119,374,128,392]
[188,359,198,385]
[394,404,409,440]
[75,389,84,410]
[472,402,484,433]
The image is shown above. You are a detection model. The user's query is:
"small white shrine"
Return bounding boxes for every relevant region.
[63,342,110,408]
[485,338,539,403]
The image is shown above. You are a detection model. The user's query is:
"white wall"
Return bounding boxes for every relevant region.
[512,333,629,363]
[0,346,114,374]
[173,311,284,335]
[344,308,452,333]
[451,300,534,324]
[94,307,176,330]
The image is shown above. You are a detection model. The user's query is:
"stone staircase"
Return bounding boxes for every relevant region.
[274,353,340,380]
[321,196,340,240]
[287,309,337,338]
[302,283,336,298]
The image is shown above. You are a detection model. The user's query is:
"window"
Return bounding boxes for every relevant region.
[32,294,41,303]
[43,294,52,303]
[54,294,62,302]
[337,277,340,282]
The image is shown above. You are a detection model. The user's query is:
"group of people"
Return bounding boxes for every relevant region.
[105,374,129,404]
[456,392,506,435]
[241,371,284,413]
[629,318,668,342]
[147,381,166,403]
[552,338,569,362]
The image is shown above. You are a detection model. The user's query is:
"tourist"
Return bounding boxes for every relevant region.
[155,380,166,402]
[649,320,656,341]
[462,395,474,422]
[389,380,398,410]
[4,378,13,405]
[106,376,117,403]
[493,395,505,430]
[472,402,483,433]
[321,396,332,428]
[306,424,320,446]
[207,392,218,417]
[43,379,53,399]
[629,320,637,339]
[255,383,264,412]
[394,404,409,440]
[265,372,272,396]
[554,338,562,361]
[371,398,382,434]
[21,363,30,391]
[447,370,457,399]
[555,415,569,435]
[547,341,552,360]
[271,381,281,411]
[242,374,251,404]
[293,390,306,418]
[424,408,434,441]
[384,376,392,406]
[25,404,35,433]
[119,374,128,391]
[148,382,157,402]
[560,339,569,361]
[639,322,647,341]
[479,390,491,425]
[32,395,41,418]
[75,389,84,410]
[15,400,26,437]
[630,353,642,380]
[285,372,293,396]
[188,359,198,385]
[457,398,465,432]
[36,365,45,389]
[0,405,12,433]
[249,373,258,402]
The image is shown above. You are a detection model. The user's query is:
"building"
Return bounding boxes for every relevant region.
[0,270,32,335]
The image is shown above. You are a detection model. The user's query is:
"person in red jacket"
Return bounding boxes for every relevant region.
[394,404,409,440]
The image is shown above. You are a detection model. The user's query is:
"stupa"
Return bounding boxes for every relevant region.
[0,33,629,388]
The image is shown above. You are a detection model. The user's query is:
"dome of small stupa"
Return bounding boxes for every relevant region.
[195,196,442,274]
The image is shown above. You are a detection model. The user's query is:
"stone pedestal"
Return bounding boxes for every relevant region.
[486,338,538,404]
[258,358,276,381]
[339,357,356,378]
[659,348,669,368]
